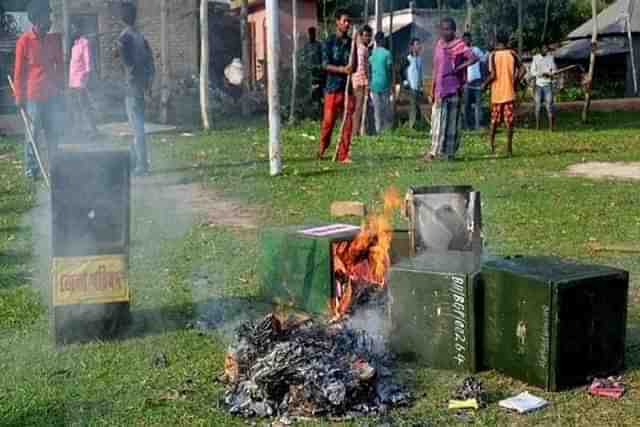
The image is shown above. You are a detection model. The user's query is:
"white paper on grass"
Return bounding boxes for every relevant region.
[499,391,549,414]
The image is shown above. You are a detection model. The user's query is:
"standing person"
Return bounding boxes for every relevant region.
[462,32,486,130]
[318,9,354,163]
[369,31,392,133]
[352,25,372,138]
[530,45,557,131]
[117,3,155,176]
[426,17,477,161]
[69,23,98,137]
[13,0,64,178]
[404,38,424,129]
[482,31,525,156]
[305,27,325,111]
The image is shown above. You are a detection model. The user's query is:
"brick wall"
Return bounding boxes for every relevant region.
[50,0,199,85]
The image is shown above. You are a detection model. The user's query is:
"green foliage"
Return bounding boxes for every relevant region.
[2,114,640,425]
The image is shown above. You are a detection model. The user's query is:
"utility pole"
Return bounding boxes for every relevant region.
[266,0,282,175]
[200,0,210,129]
[375,0,382,36]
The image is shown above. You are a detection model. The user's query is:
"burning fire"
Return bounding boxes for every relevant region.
[331,188,402,319]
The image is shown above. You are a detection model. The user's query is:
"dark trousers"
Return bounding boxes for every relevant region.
[463,85,483,130]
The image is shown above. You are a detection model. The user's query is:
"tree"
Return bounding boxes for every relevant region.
[582,0,598,123]
[541,0,551,43]
[473,0,576,51]
[465,0,473,31]
[241,0,251,116]
[289,0,299,124]
[200,0,210,130]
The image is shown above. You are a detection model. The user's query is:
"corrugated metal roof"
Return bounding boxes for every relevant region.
[569,0,640,39]
[555,36,629,60]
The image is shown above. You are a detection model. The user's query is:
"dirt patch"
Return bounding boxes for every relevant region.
[136,174,259,229]
[566,162,640,181]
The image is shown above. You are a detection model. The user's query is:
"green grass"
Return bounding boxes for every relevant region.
[1,112,640,426]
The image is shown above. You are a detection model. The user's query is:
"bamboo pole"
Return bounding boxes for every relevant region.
[266,0,282,175]
[200,0,210,129]
[289,0,299,124]
[8,76,50,188]
[582,0,598,123]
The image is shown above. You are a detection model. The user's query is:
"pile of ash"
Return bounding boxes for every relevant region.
[222,313,410,419]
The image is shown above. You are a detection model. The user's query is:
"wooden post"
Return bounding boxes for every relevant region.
[517,0,523,57]
[266,0,282,175]
[200,0,210,130]
[582,0,598,123]
[241,0,251,116]
[288,0,298,124]
[625,0,638,95]
[160,0,170,124]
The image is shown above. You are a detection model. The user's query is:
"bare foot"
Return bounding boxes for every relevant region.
[423,153,436,162]
[338,158,353,164]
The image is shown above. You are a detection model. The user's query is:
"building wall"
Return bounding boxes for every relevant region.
[50,0,199,84]
[248,0,318,82]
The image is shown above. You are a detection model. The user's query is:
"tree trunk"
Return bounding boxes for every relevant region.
[288,0,298,124]
[582,0,598,123]
[541,0,551,44]
[517,0,523,56]
[375,0,383,36]
[266,0,282,175]
[160,0,170,124]
[200,0,210,130]
[241,0,251,116]
[465,0,473,32]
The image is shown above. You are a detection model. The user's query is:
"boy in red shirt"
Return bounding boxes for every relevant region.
[13,0,64,178]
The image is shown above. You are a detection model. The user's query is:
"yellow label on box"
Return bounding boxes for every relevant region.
[52,255,129,306]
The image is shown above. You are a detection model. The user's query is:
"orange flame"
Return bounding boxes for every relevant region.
[331,187,402,319]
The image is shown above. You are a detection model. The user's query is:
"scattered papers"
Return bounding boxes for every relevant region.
[499,392,549,414]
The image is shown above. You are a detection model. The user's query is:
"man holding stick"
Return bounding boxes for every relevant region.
[13,0,63,178]
[318,9,355,163]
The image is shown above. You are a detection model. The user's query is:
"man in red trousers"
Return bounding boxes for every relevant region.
[318,9,354,163]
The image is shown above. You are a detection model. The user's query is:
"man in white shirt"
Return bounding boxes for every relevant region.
[530,45,557,131]
[462,33,486,130]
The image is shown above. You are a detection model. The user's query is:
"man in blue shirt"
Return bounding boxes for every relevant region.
[369,32,392,133]
[403,38,423,129]
[462,33,486,130]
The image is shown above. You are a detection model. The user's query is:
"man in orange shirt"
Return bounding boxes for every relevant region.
[13,0,64,178]
[482,31,525,157]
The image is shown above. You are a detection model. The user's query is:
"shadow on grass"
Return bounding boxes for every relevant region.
[121,296,271,340]
[0,400,113,427]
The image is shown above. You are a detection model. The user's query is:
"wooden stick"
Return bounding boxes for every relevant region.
[333,26,358,162]
[7,76,50,188]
